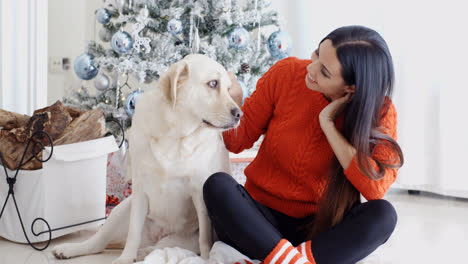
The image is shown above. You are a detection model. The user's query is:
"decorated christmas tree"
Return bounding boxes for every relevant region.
[64,0,293,134]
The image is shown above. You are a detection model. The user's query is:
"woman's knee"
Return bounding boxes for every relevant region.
[366,199,398,240]
[203,172,236,205]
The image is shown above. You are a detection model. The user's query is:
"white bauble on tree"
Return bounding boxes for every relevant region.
[74,53,99,80]
[125,89,144,117]
[111,31,133,54]
[96,8,111,24]
[94,74,110,91]
[267,30,293,59]
[229,27,250,50]
[167,18,183,34]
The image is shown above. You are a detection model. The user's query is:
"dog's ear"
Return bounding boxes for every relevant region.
[160,60,189,108]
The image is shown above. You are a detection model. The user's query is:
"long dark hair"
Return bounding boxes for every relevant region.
[306,25,404,239]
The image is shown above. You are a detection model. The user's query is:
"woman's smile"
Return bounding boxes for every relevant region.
[306,73,317,85]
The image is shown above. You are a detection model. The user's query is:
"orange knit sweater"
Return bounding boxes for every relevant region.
[223,57,399,218]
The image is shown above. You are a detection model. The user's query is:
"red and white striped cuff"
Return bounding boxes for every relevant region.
[263,239,311,264]
[297,241,315,263]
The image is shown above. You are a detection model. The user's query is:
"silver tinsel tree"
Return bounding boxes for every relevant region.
[64,0,291,135]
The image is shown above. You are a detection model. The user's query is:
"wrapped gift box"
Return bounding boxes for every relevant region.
[0,136,118,243]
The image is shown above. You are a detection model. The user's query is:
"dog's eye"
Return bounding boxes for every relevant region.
[207,80,218,89]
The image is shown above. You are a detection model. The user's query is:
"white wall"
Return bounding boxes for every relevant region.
[270,0,401,59]
[269,0,468,197]
[47,0,102,105]
[269,0,308,59]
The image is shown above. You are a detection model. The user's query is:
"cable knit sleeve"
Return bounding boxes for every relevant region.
[343,99,400,200]
[222,58,290,153]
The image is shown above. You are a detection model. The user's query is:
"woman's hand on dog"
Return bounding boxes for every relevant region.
[227,72,243,107]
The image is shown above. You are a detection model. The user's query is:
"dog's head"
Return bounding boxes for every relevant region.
[158,54,242,130]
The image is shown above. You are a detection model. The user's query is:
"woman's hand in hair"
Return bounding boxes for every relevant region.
[319,92,353,128]
[319,92,357,170]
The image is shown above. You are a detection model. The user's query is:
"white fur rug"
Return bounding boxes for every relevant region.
[137,241,381,264]
[137,241,261,264]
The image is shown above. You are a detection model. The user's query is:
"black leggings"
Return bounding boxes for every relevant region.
[203,172,397,264]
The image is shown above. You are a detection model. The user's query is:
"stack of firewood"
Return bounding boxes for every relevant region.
[0,101,107,170]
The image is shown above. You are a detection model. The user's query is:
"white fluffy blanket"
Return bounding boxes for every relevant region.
[138,241,261,264]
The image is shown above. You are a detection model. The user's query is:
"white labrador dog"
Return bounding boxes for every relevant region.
[52,54,242,264]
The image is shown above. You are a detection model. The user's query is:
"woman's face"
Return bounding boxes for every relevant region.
[305,39,354,101]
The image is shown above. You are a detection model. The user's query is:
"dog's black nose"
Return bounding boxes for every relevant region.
[231,107,242,121]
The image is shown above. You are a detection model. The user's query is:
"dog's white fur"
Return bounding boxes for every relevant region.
[52,54,242,264]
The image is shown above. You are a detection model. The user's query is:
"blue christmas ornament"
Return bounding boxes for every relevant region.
[167,18,183,34]
[125,89,144,117]
[267,30,293,59]
[229,27,250,50]
[74,53,99,80]
[111,31,134,54]
[239,80,249,105]
[96,8,111,24]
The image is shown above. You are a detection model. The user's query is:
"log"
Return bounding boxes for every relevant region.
[53,108,107,146]
[0,102,107,170]
[0,109,30,130]
[9,101,72,144]
[19,108,106,170]
[0,101,72,170]
[64,106,85,121]
[0,134,42,170]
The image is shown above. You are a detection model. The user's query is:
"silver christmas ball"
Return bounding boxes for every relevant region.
[167,18,183,34]
[267,30,293,59]
[229,27,250,50]
[74,53,99,80]
[111,31,133,54]
[99,28,113,42]
[96,8,111,24]
[94,74,110,91]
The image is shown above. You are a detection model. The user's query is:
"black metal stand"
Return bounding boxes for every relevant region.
[0,118,124,251]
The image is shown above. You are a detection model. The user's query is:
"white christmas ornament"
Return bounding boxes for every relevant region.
[167,18,183,34]
[94,74,110,91]
[111,31,133,54]
[125,89,144,117]
[132,6,151,54]
[229,27,250,50]
[74,53,99,80]
[192,26,200,53]
[96,8,111,24]
[267,30,293,59]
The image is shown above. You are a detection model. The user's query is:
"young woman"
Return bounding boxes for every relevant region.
[203,25,404,264]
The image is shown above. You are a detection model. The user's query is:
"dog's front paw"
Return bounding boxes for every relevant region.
[112,255,137,264]
[136,246,156,261]
[52,243,81,259]
[200,243,211,259]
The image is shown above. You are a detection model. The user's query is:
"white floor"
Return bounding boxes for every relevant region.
[1,188,467,264]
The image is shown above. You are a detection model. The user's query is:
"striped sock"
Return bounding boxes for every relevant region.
[296,241,315,264]
[262,239,312,264]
